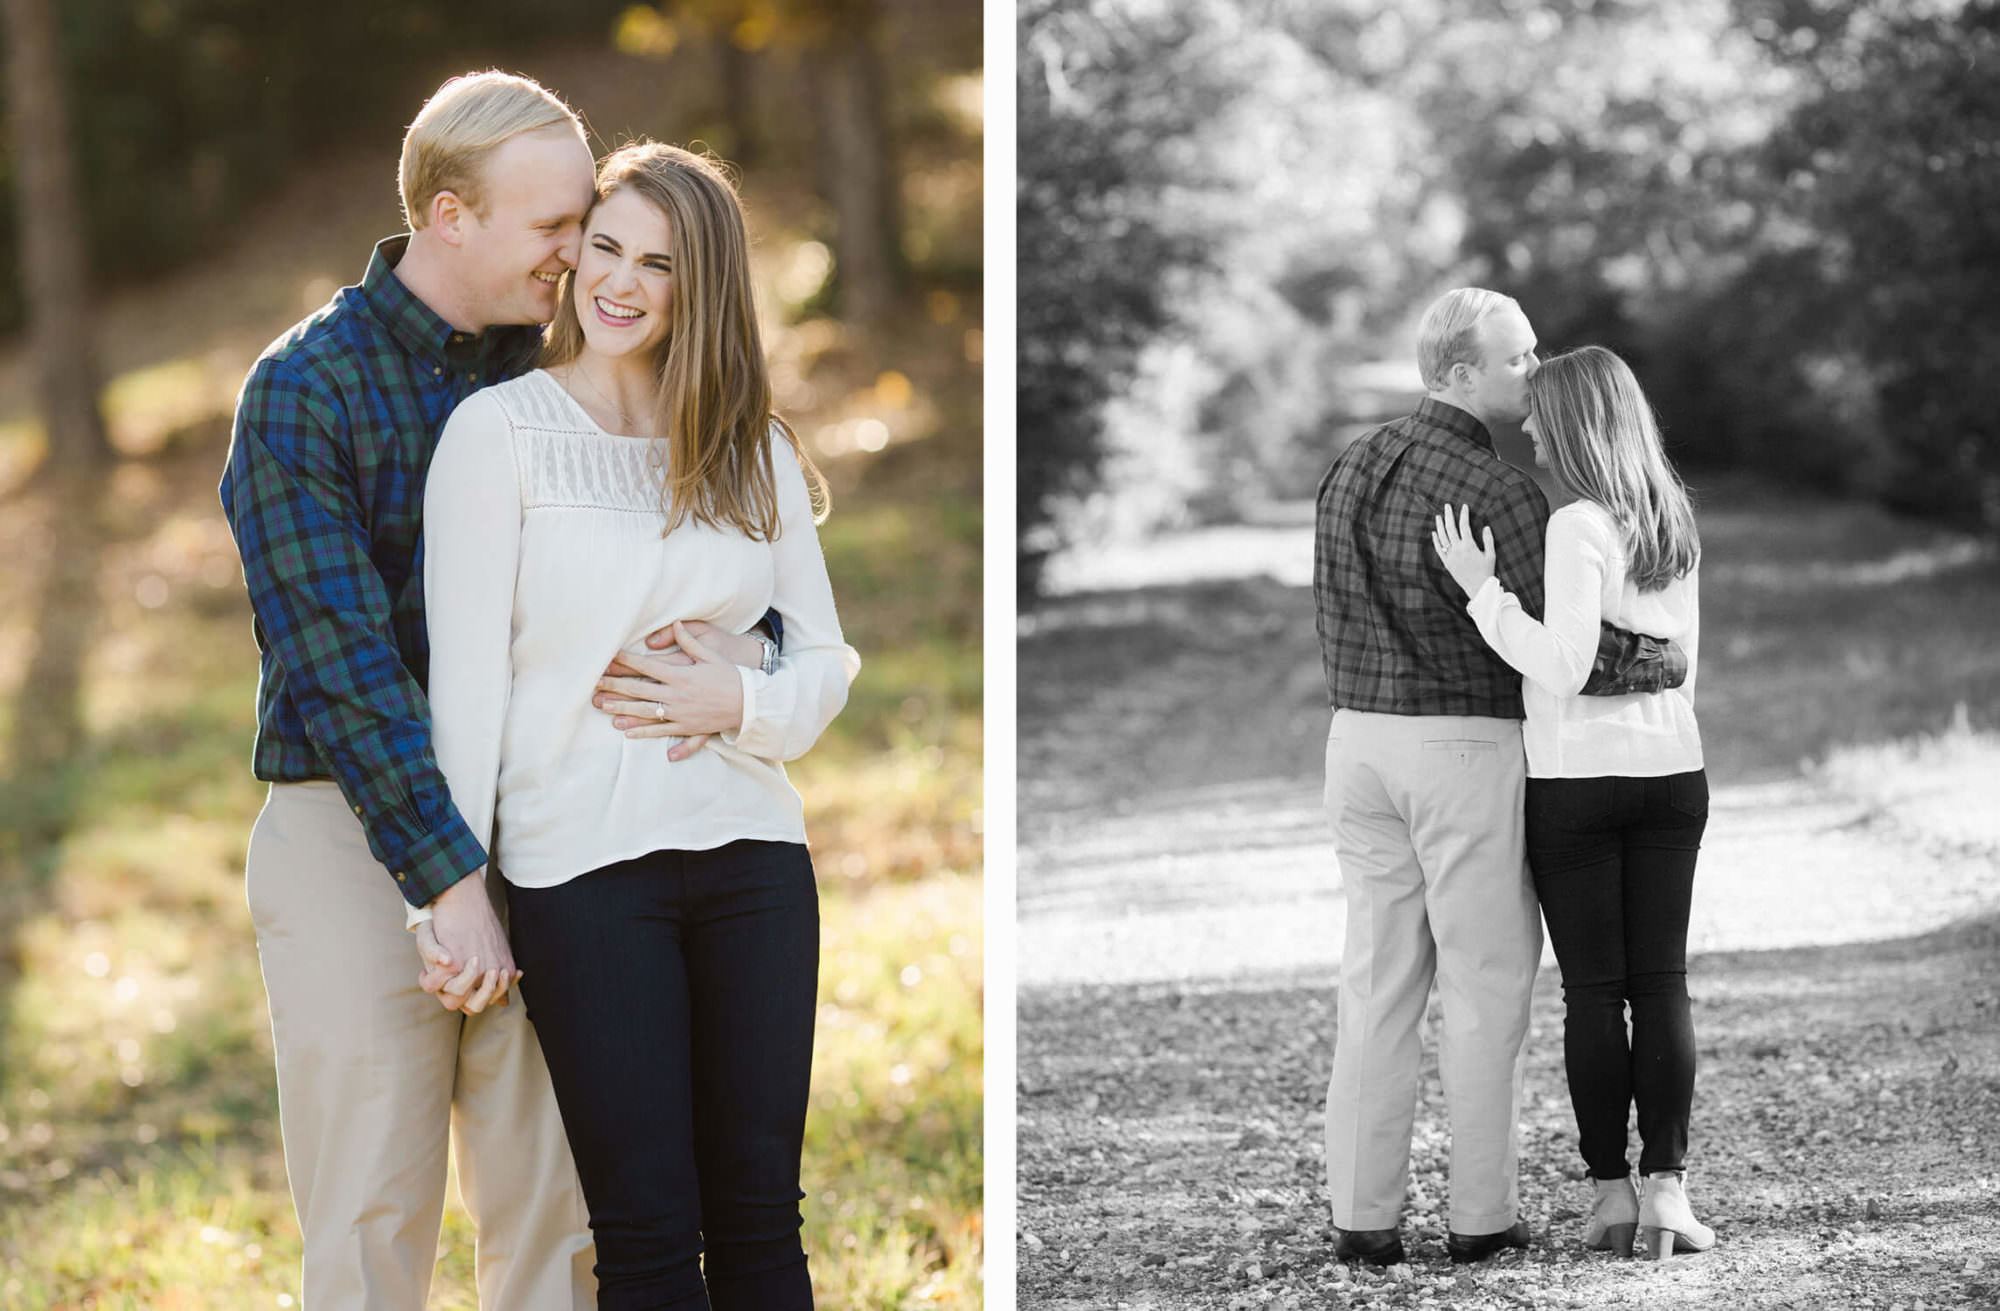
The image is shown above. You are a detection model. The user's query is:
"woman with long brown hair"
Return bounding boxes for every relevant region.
[420,140,859,1308]
[1432,345,1712,1263]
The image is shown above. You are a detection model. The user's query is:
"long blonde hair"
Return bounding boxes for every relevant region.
[1529,346,1699,592]
[541,141,827,538]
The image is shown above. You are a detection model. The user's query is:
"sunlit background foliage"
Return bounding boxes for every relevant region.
[1019,0,2000,596]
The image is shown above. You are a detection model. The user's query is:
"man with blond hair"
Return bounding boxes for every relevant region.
[220,71,603,1308]
[1312,288,1681,1267]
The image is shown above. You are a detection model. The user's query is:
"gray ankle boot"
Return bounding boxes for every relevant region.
[1638,1171,1716,1260]
[1583,1175,1639,1255]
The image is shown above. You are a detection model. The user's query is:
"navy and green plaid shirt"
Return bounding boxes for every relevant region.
[1315,398,1553,719]
[220,236,544,908]
[1315,397,1686,717]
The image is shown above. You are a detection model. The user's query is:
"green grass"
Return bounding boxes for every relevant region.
[0,876,978,1311]
[0,440,981,1308]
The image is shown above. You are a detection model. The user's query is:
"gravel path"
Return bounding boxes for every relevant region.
[1017,766,2000,1310]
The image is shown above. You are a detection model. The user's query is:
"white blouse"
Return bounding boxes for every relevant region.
[418,368,859,907]
[1465,499,1702,780]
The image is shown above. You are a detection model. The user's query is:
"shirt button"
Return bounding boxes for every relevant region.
[469,373,479,384]
[393,871,407,883]
[433,366,442,376]
[353,804,363,815]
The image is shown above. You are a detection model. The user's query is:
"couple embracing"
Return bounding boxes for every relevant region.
[1314,289,1712,1267]
[221,72,859,1308]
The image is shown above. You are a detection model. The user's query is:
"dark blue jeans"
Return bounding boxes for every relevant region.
[508,840,819,1311]
[1526,771,1707,1180]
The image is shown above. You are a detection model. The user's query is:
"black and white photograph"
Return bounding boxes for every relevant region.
[1017,0,2000,1307]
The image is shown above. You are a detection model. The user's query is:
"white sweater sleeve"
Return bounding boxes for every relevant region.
[1680,567,1700,704]
[412,390,521,927]
[1466,506,1609,698]
[724,435,860,761]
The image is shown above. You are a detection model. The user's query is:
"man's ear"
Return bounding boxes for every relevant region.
[430,190,469,247]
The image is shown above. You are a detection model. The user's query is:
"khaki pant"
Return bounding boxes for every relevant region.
[1321,710,1542,1235]
[246,782,595,1309]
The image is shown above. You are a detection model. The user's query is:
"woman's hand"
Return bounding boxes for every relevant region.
[593,621,747,759]
[413,874,518,1013]
[1432,504,1498,598]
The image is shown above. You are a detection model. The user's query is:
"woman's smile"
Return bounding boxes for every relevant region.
[593,295,644,326]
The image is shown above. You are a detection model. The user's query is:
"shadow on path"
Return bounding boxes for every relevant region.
[0,472,109,1096]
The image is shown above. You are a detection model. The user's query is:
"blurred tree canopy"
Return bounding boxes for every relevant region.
[0,0,954,339]
[0,0,621,333]
[1020,0,2000,592]
[1017,0,1208,594]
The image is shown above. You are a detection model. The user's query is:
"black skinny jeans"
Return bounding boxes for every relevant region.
[1526,771,1707,1180]
[508,840,819,1311]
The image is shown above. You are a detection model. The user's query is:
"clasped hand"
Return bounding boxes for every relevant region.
[1432,504,1498,597]
[414,873,519,1014]
[592,619,750,762]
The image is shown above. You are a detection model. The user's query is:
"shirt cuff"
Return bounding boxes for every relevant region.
[396,811,487,908]
[1466,575,1505,622]
[405,899,435,931]
[719,664,764,754]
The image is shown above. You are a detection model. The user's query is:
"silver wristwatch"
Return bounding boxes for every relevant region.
[752,633,779,676]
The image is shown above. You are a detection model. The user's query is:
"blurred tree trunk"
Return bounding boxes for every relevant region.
[717,25,758,166]
[686,0,760,165]
[1,0,111,474]
[800,0,904,326]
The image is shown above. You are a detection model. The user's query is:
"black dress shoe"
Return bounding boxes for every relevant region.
[1446,1219,1531,1264]
[1333,1226,1405,1266]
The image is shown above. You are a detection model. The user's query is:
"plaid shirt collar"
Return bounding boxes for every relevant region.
[1412,395,1497,454]
[359,234,542,373]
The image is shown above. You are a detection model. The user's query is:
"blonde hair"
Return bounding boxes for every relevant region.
[399,71,582,229]
[1417,287,1520,391]
[541,141,827,539]
[1529,346,1700,592]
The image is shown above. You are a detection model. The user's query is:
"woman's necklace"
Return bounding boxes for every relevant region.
[565,363,648,436]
